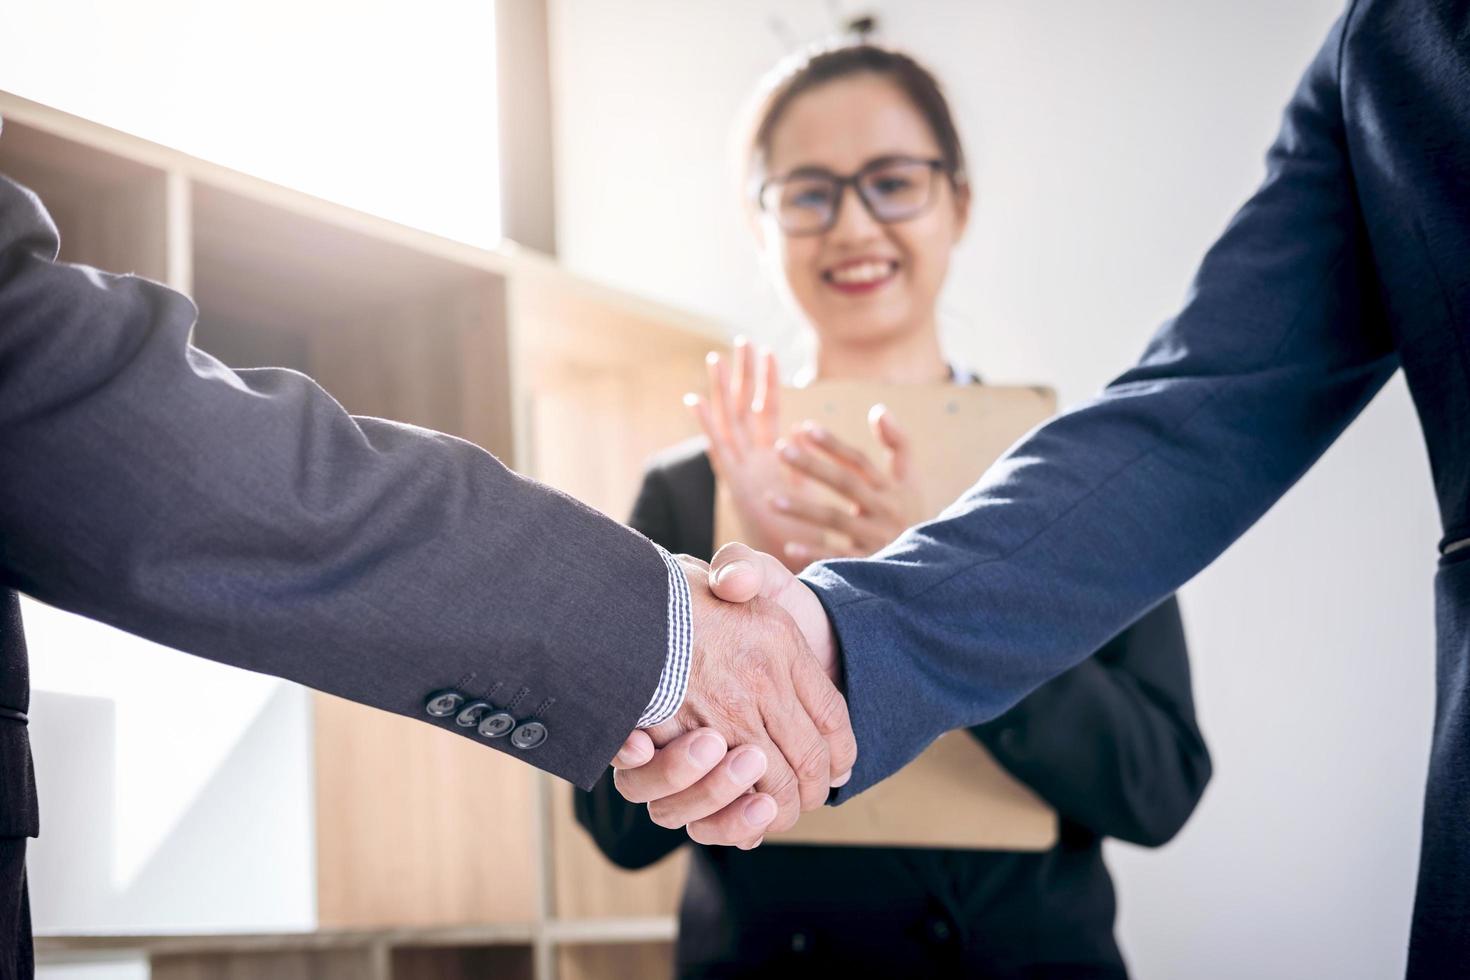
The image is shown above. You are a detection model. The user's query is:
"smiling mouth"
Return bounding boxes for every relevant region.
[822,259,899,292]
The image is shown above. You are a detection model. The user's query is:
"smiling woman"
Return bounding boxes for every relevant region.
[745,47,969,370]
[575,40,1211,980]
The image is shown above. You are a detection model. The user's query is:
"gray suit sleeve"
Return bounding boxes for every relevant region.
[0,174,669,789]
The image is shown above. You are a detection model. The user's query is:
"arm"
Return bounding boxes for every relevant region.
[575,465,698,867]
[0,174,669,788]
[0,175,855,807]
[802,13,1399,800]
[972,597,1211,847]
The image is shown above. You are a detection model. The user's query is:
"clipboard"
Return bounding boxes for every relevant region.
[715,381,1062,850]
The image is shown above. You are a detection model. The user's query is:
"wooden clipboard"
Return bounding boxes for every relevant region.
[715,381,1062,850]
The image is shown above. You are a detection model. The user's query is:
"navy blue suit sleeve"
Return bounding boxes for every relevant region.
[806,13,1399,800]
[973,597,1211,846]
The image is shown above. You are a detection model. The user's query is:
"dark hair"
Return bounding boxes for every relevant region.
[742,41,969,197]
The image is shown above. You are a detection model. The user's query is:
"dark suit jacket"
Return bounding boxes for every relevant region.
[0,173,673,978]
[576,443,1211,979]
[799,3,1470,973]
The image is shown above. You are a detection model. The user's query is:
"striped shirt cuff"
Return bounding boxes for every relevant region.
[637,544,693,728]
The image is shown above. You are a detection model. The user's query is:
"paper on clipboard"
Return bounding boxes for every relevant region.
[714,381,1061,850]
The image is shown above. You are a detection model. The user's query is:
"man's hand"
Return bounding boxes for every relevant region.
[614,545,844,847]
[613,727,779,849]
[704,543,836,671]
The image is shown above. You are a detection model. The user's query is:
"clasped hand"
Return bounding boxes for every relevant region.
[686,338,925,572]
[614,340,926,847]
[614,544,840,849]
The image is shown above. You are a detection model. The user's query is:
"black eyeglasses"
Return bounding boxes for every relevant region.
[756,156,952,236]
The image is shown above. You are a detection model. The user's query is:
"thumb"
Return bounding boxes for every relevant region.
[710,542,838,680]
[708,541,789,604]
[868,403,911,482]
[612,729,656,769]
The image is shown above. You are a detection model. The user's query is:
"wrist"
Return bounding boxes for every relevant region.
[790,579,839,683]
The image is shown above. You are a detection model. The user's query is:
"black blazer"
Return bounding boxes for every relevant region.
[577,441,1212,979]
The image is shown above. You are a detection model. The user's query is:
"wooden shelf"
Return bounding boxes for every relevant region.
[548,782,689,922]
[0,118,171,283]
[558,942,674,980]
[543,917,677,945]
[35,923,537,956]
[38,926,541,980]
[36,921,673,980]
[190,179,488,328]
[5,88,717,980]
[36,917,673,954]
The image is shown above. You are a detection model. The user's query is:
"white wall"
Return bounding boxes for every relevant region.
[0,0,501,247]
[548,2,1439,977]
[23,601,317,933]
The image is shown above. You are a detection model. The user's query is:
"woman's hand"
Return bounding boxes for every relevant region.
[771,404,925,563]
[686,338,825,572]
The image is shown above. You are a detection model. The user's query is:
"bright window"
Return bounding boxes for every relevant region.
[0,0,501,246]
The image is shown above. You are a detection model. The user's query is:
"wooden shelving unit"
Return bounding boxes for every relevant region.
[3,90,710,979]
[37,921,676,980]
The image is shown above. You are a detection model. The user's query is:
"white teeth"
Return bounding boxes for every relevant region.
[830,261,894,284]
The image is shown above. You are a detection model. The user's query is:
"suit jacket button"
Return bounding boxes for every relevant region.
[454,701,492,727]
[510,720,548,750]
[478,711,517,739]
[424,690,466,717]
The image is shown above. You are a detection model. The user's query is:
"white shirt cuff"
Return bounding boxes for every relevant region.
[636,544,692,728]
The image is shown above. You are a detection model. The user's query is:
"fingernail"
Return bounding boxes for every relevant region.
[744,796,778,827]
[730,748,767,783]
[683,392,699,407]
[714,559,753,585]
[689,732,725,767]
[706,352,720,366]
[771,495,791,511]
[734,335,748,347]
[831,770,852,788]
[780,443,800,461]
[785,542,808,560]
[805,422,828,440]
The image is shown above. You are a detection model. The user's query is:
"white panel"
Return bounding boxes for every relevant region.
[25,601,315,933]
[36,956,149,980]
[0,0,500,247]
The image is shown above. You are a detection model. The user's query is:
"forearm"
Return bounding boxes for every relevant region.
[807,15,1398,799]
[0,176,670,788]
[809,341,1391,797]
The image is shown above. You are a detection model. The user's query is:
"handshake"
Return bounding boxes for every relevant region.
[612,543,852,849]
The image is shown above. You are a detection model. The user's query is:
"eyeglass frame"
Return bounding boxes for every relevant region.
[754,155,961,236]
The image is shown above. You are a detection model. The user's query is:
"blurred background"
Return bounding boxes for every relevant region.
[1,1,1438,978]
